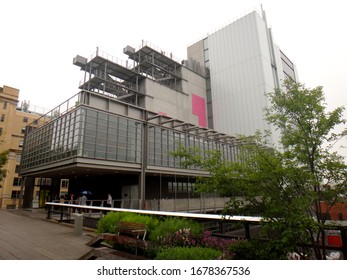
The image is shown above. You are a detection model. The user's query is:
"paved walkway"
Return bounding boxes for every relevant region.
[0,209,94,260]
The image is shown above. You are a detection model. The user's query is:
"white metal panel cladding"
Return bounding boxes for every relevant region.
[201,11,297,149]
[207,12,274,138]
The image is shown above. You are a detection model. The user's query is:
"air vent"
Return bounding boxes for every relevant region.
[123,46,135,56]
[73,55,87,67]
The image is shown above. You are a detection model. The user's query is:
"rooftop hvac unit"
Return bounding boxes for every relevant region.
[123,45,135,56]
[73,55,87,67]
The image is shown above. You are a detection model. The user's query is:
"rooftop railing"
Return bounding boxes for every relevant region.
[25,92,80,133]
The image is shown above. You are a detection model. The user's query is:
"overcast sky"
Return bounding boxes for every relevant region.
[2,0,347,156]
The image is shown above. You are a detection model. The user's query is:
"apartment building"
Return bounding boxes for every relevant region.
[0,85,47,209]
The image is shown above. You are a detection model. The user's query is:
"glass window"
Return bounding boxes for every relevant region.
[106,146,117,157]
[203,38,208,50]
[11,191,20,199]
[177,182,183,192]
[86,109,97,118]
[85,122,96,130]
[98,112,108,120]
[168,182,173,193]
[97,138,107,146]
[117,147,127,161]
[60,179,69,189]
[95,145,106,159]
[108,115,118,125]
[13,177,22,186]
[97,118,108,127]
[204,49,209,61]
[97,125,107,134]
[15,165,21,174]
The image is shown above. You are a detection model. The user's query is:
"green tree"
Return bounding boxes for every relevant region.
[172,79,347,259]
[0,150,9,187]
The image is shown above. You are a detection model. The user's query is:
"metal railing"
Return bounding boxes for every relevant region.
[45,201,261,223]
[48,196,231,215]
[45,201,347,259]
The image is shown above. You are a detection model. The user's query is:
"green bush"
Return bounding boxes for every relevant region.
[227,239,288,260]
[149,217,203,242]
[155,246,222,260]
[119,213,159,234]
[96,211,159,236]
[96,212,125,234]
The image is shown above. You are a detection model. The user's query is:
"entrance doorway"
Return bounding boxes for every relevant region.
[39,189,50,208]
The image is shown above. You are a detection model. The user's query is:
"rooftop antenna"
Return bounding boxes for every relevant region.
[261,4,266,21]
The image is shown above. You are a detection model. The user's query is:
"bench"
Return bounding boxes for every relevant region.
[87,221,148,255]
[115,221,147,240]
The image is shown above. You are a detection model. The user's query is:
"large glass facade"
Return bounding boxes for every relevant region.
[148,126,184,167]
[21,107,143,170]
[81,109,142,162]
[22,105,241,172]
[21,109,82,170]
[147,124,238,168]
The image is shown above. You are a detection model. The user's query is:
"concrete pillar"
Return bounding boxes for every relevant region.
[73,213,84,235]
[22,177,35,208]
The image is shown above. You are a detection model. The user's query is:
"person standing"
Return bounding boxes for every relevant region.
[45,192,52,211]
[81,194,87,205]
[68,193,74,213]
[69,193,74,204]
[106,193,112,207]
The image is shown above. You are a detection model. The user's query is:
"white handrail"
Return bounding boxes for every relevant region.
[46,202,262,222]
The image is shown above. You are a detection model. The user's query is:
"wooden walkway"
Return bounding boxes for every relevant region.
[0,209,93,260]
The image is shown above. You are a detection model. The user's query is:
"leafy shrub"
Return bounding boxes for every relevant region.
[96,211,125,234]
[119,213,159,234]
[96,212,159,236]
[155,246,222,260]
[149,217,203,242]
[227,238,288,260]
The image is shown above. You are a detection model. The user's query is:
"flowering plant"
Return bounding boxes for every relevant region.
[199,230,236,250]
[199,230,237,259]
[158,228,236,250]
[158,228,197,247]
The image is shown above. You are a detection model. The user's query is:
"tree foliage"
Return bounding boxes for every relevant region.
[172,80,347,259]
[0,150,9,187]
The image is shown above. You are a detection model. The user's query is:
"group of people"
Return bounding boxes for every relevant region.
[68,193,113,207]
[47,192,113,207]
[46,192,113,216]
[68,193,87,205]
